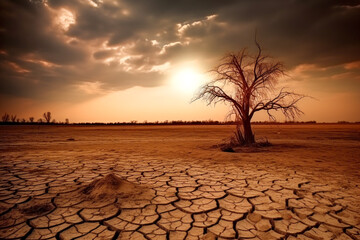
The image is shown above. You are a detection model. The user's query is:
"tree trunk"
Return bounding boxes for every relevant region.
[242,118,255,144]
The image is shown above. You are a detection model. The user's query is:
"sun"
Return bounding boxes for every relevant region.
[171,67,203,93]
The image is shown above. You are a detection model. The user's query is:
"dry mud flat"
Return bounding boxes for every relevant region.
[0,124,359,239]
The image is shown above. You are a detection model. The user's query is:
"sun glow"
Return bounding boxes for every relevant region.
[171,67,204,93]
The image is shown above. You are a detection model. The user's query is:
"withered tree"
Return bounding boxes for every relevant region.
[194,40,305,145]
[10,115,17,123]
[43,111,52,123]
[2,113,10,122]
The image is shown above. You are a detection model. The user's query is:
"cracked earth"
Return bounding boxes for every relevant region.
[0,125,359,239]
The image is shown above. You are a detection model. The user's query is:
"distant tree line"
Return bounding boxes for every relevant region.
[1,112,359,125]
[1,112,69,125]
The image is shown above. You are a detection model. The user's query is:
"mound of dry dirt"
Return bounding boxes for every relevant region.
[82,173,151,200]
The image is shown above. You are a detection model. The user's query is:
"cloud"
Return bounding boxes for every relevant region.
[289,62,360,94]
[0,1,88,65]
[93,49,116,60]
[0,0,359,103]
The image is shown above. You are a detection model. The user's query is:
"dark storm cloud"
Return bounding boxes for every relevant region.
[122,0,237,22]
[257,0,360,67]
[0,0,87,64]
[0,0,359,101]
[93,50,115,60]
[179,0,357,70]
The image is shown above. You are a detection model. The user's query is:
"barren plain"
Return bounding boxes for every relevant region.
[0,124,359,239]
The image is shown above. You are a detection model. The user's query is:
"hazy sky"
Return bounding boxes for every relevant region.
[1,0,359,122]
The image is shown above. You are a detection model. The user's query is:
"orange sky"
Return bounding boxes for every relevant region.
[2,79,359,123]
[0,0,359,123]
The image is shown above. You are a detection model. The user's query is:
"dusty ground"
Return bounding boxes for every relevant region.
[0,124,359,239]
